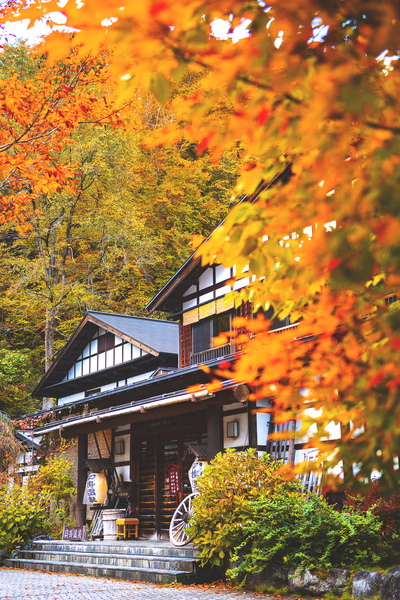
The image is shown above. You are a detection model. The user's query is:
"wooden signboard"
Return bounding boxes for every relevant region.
[166,464,181,495]
[62,525,88,541]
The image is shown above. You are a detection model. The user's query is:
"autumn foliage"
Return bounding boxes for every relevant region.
[4,0,400,490]
[0,46,122,223]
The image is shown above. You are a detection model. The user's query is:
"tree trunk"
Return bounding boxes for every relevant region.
[42,310,57,410]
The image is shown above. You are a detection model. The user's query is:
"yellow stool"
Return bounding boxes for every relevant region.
[116,518,139,540]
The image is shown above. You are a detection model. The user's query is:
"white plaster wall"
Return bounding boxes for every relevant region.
[116,465,130,482]
[127,371,154,384]
[115,433,130,462]
[215,284,231,298]
[215,265,230,283]
[223,412,249,449]
[233,276,250,290]
[256,398,271,447]
[223,401,244,412]
[101,383,117,392]
[183,298,197,310]
[115,424,130,432]
[58,392,85,405]
[199,291,213,303]
[199,268,213,290]
[183,285,197,297]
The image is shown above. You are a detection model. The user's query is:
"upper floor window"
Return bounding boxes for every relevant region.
[65,329,145,381]
[192,312,231,354]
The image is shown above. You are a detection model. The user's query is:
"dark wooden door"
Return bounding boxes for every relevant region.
[134,425,207,538]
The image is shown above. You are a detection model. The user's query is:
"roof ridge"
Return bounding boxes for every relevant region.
[86,310,177,324]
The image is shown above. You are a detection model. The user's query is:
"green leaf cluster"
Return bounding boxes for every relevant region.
[233,492,388,577]
[0,484,52,553]
[33,454,75,509]
[0,346,38,417]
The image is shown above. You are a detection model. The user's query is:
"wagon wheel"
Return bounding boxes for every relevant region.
[169,492,197,546]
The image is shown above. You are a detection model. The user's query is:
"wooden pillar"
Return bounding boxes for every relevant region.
[154,434,161,539]
[248,402,258,449]
[76,434,88,528]
[207,404,222,460]
[130,424,138,518]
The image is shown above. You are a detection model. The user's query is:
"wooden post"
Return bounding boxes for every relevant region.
[76,434,88,528]
[247,402,258,449]
[154,434,161,538]
[207,404,222,460]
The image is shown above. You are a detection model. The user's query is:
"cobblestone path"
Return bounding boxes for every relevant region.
[0,568,278,600]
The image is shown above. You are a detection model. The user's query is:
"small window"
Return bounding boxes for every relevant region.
[85,388,100,398]
[115,440,125,455]
[193,318,212,353]
[386,294,398,306]
[214,313,230,339]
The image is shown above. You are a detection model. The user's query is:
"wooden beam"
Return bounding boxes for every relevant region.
[248,402,258,449]
[76,434,88,528]
[61,392,235,439]
[207,404,223,460]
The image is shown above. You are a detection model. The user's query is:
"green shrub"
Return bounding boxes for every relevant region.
[189,449,399,578]
[189,448,297,567]
[31,453,76,537]
[232,490,386,578]
[0,484,52,553]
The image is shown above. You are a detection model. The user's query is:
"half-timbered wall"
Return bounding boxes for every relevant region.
[63,329,148,381]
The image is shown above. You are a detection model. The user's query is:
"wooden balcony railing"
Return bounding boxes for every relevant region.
[190,343,234,365]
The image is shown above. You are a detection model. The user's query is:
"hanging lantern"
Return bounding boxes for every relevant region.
[85,472,107,504]
[188,458,208,494]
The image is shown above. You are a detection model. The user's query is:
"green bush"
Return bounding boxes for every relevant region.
[232,490,386,578]
[31,453,76,538]
[189,448,297,567]
[0,485,52,553]
[189,449,400,578]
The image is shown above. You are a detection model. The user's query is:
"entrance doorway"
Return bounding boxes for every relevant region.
[133,422,207,538]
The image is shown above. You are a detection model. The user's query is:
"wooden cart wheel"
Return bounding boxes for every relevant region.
[169,492,197,546]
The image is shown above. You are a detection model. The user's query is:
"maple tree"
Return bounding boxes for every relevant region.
[0,42,124,224]
[4,0,400,489]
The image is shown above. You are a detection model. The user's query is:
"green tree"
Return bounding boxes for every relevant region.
[0,346,38,417]
[0,412,22,484]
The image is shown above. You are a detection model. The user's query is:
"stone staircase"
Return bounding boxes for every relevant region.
[5,539,201,584]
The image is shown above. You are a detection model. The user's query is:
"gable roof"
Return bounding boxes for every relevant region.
[86,311,178,354]
[32,311,179,398]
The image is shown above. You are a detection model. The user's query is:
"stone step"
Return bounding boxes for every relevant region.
[19,549,196,572]
[31,540,196,558]
[4,540,203,584]
[5,557,194,584]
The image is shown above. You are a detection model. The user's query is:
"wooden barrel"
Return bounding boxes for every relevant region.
[102,509,126,541]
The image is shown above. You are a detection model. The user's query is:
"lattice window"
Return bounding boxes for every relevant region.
[180,322,192,367]
[267,419,296,463]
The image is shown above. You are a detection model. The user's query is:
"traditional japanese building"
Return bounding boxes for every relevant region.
[29,255,283,537]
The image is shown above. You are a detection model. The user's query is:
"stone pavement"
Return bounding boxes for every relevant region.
[0,568,277,600]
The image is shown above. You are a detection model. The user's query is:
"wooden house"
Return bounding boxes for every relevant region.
[29,251,295,538]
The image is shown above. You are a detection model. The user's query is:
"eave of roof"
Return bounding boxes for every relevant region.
[36,352,178,399]
[21,353,239,422]
[32,311,178,398]
[32,377,241,437]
